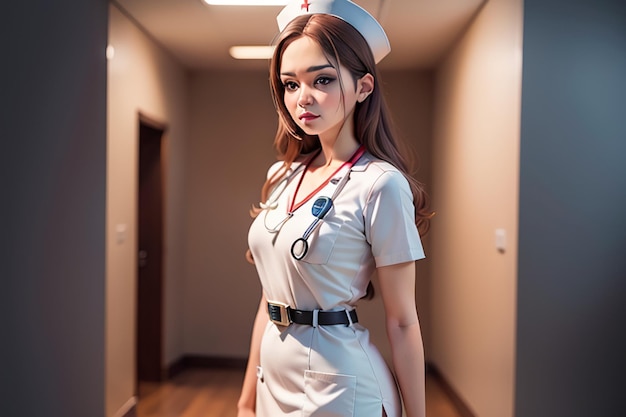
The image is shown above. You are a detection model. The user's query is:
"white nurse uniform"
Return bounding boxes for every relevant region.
[248,151,425,417]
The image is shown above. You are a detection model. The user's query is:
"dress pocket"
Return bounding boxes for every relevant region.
[302,370,356,417]
[300,220,342,265]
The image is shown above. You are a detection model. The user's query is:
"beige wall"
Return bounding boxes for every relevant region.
[106,5,188,416]
[182,70,276,357]
[430,0,523,416]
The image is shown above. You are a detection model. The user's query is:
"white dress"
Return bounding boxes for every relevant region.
[248,152,425,417]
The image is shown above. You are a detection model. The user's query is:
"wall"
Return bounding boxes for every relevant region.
[106,5,188,416]
[1,1,107,416]
[182,69,433,362]
[516,0,626,415]
[430,0,523,416]
[183,69,276,357]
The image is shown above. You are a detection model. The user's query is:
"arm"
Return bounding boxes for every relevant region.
[237,294,268,417]
[377,261,426,417]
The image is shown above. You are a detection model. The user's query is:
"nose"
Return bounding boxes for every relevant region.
[297,85,313,108]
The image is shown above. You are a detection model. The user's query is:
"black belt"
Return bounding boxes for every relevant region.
[267,301,358,327]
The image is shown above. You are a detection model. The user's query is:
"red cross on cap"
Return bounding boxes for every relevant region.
[301,0,310,11]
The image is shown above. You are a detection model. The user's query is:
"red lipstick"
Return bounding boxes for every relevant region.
[299,112,319,121]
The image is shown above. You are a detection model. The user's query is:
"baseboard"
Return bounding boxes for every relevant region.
[167,355,247,378]
[165,355,186,379]
[426,362,476,417]
[112,396,137,417]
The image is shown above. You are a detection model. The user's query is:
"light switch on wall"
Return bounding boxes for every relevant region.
[495,228,506,253]
[116,224,127,244]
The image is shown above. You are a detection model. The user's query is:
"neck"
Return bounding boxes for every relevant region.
[316,117,359,168]
[316,140,360,168]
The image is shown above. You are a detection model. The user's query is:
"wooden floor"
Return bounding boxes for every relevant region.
[136,367,463,417]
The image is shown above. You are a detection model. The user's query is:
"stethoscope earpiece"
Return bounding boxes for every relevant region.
[260,201,279,210]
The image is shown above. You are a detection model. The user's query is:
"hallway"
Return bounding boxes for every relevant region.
[5,1,624,417]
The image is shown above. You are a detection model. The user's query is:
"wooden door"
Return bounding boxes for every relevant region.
[137,117,165,384]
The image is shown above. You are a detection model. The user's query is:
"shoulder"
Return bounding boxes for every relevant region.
[353,153,412,197]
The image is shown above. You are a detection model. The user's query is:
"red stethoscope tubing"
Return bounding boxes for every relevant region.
[289,145,366,260]
[288,145,366,215]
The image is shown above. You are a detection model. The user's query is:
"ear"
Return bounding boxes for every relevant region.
[356,73,374,103]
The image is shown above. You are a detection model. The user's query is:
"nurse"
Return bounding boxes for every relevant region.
[238,1,432,416]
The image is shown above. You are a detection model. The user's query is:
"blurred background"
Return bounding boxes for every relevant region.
[3,1,624,417]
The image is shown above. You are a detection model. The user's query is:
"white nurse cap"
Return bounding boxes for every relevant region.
[276,0,391,63]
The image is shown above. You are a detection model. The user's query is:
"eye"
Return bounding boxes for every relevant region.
[282,81,299,92]
[315,76,335,86]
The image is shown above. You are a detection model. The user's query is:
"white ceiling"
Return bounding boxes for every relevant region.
[113,0,485,71]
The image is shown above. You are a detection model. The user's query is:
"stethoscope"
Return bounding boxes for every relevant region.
[262,146,365,260]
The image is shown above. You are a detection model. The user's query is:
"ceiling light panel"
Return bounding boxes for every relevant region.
[229,46,275,59]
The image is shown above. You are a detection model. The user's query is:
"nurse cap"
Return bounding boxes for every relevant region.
[276,0,391,63]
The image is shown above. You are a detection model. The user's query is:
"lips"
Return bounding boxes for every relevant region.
[299,112,319,121]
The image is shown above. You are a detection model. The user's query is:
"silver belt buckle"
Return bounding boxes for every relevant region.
[267,301,291,326]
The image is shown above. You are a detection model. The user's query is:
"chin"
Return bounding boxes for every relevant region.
[298,126,320,137]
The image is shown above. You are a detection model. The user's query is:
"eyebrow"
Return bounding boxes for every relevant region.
[280,64,335,77]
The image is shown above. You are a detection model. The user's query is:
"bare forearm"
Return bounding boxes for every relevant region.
[377,262,425,417]
[237,296,268,412]
[388,321,426,417]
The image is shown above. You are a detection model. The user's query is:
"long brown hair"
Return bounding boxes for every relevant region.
[263,13,433,234]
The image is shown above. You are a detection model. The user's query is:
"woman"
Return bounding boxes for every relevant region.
[238,1,432,416]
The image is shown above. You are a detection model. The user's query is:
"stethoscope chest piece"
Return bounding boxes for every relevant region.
[311,196,333,218]
[290,238,309,260]
[290,196,333,260]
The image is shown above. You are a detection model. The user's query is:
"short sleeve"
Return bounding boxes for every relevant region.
[363,170,425,267]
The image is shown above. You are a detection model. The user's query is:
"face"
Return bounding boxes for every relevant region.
[279,36,365,139]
